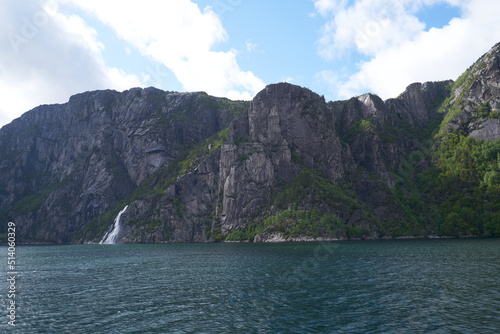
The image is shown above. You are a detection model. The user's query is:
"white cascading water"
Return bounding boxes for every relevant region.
[100,205,128,244]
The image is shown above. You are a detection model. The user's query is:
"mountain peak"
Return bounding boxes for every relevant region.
[439,42,500,139]
[2,42,500,244]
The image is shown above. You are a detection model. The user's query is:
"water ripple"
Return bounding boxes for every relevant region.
[0,239,498,333]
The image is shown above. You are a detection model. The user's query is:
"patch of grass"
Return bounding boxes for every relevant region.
[238,154,249,163]
[11,186,54,214]
[344,119,375,142]
[235,134,253,145]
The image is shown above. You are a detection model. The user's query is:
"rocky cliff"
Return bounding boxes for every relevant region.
[1,42,500,244]
[0,88,248,242]
[441,42,500,139]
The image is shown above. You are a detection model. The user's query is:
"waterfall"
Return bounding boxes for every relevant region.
[100,205,128,244]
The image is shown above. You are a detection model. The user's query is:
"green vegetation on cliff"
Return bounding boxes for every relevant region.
[393,117,500,237]
[2,43,500,244]
[226,169,375,241]
[422,135,500,236]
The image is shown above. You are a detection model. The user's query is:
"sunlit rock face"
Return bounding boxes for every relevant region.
[2,42,500,243]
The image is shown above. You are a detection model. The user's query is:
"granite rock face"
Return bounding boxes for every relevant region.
[1,42,500,244]
[470,119,500,140]
[0,81,470,243]
[443,42,500,138]
[0,88,247,242]
[114,80,453,243]
[218,84,348,231]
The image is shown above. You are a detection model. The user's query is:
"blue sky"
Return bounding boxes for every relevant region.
[1,0,499,127]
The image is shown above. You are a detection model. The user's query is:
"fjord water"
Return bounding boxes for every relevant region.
[1,239,499,333]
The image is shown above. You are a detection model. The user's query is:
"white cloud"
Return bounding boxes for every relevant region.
[315,0,500,100]
[245,40,258,53]
[315,0,460,58]
[69,0,265,100]
[314,0,349,17]
[0,0,141,127]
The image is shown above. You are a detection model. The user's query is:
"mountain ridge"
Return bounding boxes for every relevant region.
[1,42,500,244]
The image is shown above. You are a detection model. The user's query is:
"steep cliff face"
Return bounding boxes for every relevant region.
[116,80,452,243]
[1,42,500,244]
[328,80,451,187]
[0,88,248,242]
[218,84,349,231]
[441,42,500,139]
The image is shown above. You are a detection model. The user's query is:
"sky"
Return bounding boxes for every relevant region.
[1,0,499,127]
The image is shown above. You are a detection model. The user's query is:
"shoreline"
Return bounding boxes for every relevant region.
[5,234,489,245]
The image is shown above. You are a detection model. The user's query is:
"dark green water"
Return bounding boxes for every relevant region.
[1,239,499,333]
